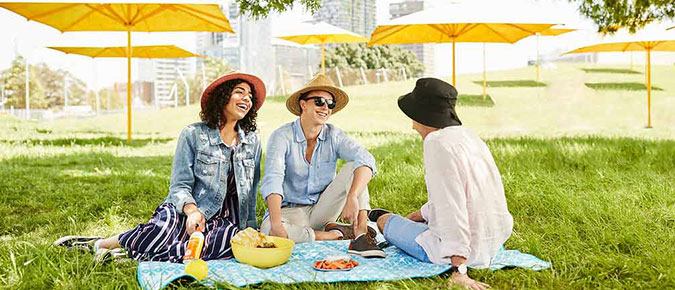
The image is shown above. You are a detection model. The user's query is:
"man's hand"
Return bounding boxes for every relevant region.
[340,195,360,225]
[185,211,206,235]
[448,273,490,290]
[407,210,425,222]
[269,221,288,238]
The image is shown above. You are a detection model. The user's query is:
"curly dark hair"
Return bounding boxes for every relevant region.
[200,79,258,134]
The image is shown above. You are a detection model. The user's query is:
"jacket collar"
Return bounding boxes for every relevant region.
[292,118,326,143]
[207,123,252,146]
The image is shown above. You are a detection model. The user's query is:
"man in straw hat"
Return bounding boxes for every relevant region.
[367,78,513,289]
[260,74,384,258]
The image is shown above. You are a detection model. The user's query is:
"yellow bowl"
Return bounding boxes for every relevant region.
[231,236,295,268]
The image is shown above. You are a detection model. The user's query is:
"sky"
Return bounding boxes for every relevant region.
[0,0,673,89]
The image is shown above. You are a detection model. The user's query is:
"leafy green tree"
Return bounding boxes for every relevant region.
[0,56,46,109]
[1,56,89,109]
[570,0,674,33]
[324,43,425,77]
[238,0,321,19]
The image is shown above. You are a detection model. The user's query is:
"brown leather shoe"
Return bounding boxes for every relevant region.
[348,234,386,258]
[324,222,376,240]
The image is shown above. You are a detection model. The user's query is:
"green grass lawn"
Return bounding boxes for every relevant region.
[471,80,546,87]
[585,82,664,91]
[457,94,495,107]
[581,68,643,74]
[1,63,674,289]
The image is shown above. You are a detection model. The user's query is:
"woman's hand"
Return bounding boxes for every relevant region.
[340,195,360,226]
[269,221,288,238]
[186,211,206,235]
[448,273,491,290]
[407,210,425,222]
[183,203,206,235]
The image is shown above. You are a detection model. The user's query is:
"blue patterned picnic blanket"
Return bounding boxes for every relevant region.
[137,241,550,290]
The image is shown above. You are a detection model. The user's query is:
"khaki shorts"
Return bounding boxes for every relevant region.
[260,162,371,243]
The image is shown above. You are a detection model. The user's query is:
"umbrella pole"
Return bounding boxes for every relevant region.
[482,43,486,101]
[646,48,652,128]
[535,33,540,82]
[452,38,456,87]
[127,27,132,141]
[321,43,325,75]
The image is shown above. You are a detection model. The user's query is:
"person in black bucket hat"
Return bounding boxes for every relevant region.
[367,78,514,290]
[397,77,462,129]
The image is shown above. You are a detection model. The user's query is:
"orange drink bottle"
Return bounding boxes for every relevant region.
[183,227,205,263]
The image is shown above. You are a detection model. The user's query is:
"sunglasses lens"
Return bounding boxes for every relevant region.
[313,98,325,107]
[305,97,336,109]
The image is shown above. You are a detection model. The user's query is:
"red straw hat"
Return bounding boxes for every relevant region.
[201,71,266,112]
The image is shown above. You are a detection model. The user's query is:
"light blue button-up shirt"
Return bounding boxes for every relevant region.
[260,118,377,207]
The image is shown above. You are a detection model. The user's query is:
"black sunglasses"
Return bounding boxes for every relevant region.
[301,96,336,109]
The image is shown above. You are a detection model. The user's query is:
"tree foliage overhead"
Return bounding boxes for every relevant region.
[324,44,425,77]
[238,0,321,19]
[571,0,675,33]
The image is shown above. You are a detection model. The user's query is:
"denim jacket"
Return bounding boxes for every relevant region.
[164,121,261,229]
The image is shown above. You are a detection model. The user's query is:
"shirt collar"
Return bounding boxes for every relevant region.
[207,124,251,146]
[292,118,327,143]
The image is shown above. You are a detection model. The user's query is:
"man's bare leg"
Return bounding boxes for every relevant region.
[353,210,368,236]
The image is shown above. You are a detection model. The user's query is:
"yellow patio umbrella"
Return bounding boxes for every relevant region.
[277,21,368,74]
[566,33,675,128]
[368,2,557,89]
[49,45,203,110]
[0,1,232,141]
[48,45,203,59]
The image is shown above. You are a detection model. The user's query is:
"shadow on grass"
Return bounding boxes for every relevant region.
[472,80,546,87]
[581,68,642,74]
[458,94,495,107]
[585,82,663,91]
[0,136,173,147]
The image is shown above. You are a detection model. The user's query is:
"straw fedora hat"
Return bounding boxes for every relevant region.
[286,74,349,116]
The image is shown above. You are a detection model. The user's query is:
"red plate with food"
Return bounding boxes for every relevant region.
[312,256,359,272]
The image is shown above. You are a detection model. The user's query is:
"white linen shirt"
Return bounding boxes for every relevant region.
[415,126,513,268]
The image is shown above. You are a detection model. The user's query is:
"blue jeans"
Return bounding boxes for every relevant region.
[382,214,432,263]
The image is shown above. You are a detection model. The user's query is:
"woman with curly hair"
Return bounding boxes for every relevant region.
[55,72,266,263]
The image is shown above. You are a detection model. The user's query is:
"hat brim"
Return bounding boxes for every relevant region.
[398,93,460,128]
[286,85,349,116]
[201,73,266,112]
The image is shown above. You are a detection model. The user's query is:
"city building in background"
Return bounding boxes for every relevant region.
[313,0,376,37]
[196,0,275,95]
[389,0,435,76]
[137,58,193,107]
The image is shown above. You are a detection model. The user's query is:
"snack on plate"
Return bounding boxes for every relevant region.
[313,257,359,271]
[232,228,277,248]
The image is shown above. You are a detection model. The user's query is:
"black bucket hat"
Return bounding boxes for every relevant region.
[397,78,462,128]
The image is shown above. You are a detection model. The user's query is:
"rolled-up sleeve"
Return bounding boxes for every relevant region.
[423,139,471,259]
[260,130,288,201]
[334,128,377,176]
[165,127,197,215]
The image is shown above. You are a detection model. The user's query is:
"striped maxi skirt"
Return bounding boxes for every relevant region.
[118,203,239,263]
